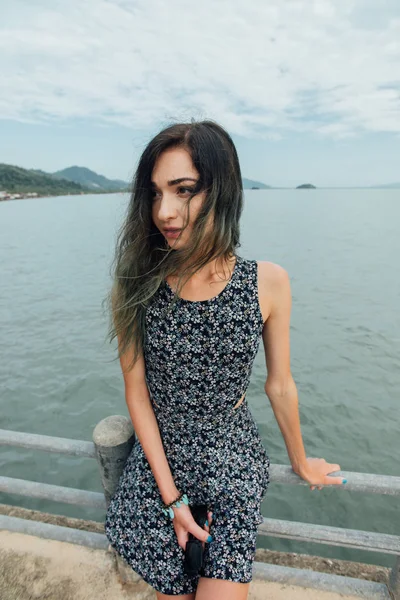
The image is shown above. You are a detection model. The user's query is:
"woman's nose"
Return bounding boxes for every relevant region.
[157,195,179,219]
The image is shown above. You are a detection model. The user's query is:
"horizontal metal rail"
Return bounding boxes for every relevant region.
[0,476,106,509]
[0,428,95,458]
[0,514,108,550]
[252,562,391,599]
[2,428,400,496]
[259,518,400,555]
[270,465,400,496]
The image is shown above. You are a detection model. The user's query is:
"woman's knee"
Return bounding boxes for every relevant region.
[156,592,195,600]
[195,577,250,600]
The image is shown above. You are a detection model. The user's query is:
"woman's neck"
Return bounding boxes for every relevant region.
[172,254,236,285]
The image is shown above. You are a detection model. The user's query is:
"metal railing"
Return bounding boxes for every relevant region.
[0,416,399,599]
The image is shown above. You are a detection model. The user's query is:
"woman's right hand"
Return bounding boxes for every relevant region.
[171,504,213,550]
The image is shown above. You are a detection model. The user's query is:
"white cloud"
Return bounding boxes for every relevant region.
[0,0,399,139]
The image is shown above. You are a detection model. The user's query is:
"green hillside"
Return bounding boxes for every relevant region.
[53,166,129,192]
[0,164,88,195]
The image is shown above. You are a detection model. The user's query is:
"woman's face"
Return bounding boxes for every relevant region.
[151,147,208,248]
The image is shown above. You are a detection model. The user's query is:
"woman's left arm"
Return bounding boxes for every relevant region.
[261,262,346,489]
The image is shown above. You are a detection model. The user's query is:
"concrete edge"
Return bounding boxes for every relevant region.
[253,562,392,599]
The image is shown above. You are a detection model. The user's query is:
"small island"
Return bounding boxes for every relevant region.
[296,183,316,189]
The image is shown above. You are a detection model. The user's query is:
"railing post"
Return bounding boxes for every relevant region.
[93,416,151,593]
[389,556,400,599]
[92,415,135,507]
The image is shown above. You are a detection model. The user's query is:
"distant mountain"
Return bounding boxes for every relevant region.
[242,177,270,189]
[55,169,269,192]
[0,164,88,195]
[1,163,271,197]
[52,166,129,192]
[296,183,316,189]
[370,182,400,189]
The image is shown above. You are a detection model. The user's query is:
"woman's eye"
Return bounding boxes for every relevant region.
[178,187,194,195]
[150,187,194,200]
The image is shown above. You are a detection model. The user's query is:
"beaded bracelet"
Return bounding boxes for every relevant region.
[162,492,189,519]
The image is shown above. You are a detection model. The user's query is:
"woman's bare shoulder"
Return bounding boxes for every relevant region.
[256,261,290,323]
[257,260,290,288]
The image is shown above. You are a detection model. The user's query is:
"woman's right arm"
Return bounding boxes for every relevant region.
[118,337,180,504]
[117,335,213,548]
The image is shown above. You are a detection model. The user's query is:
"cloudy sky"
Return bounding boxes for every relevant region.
[1,0,399,187]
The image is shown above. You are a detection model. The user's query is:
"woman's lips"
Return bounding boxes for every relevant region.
[164,229,182,239]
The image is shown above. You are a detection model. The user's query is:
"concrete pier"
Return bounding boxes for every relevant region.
[1,529,391,600]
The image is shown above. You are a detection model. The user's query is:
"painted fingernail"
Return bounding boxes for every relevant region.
[205,520,209,526]
[342,479,347,484]
[207,535,213,543]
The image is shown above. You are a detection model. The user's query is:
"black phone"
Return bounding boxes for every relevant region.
[183,503,208,576]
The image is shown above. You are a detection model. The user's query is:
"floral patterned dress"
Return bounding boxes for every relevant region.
[104,254,270,595]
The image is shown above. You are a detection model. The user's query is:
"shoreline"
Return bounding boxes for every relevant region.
[0,190,128,202]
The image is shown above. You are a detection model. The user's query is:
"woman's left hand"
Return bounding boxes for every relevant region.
[295,457,347,491]
[202,510,213,550]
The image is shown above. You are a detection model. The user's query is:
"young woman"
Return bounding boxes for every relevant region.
[104,120,346,600]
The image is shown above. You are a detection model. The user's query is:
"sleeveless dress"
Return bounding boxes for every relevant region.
[104,255,270,595]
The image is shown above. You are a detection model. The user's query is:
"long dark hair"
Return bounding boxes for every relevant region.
[103,119,244,372]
